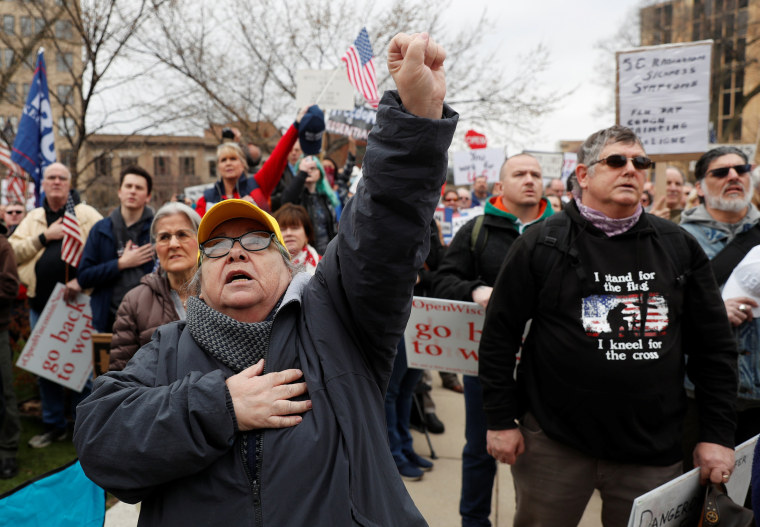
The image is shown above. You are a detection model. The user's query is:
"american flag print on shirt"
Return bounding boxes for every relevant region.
[61,192,83,267]
[581,294,669,337]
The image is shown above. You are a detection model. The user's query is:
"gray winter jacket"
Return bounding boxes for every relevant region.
[73,91,458,527]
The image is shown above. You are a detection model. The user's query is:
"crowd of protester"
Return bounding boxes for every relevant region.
[0,30,759,527]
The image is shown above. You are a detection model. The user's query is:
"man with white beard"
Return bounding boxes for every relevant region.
[681,146,760,452]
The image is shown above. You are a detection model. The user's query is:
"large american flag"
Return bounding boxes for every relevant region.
[61,192,83,267]
[341,27,379,108]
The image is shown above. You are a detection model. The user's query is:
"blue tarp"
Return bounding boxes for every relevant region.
[0,459,105,526]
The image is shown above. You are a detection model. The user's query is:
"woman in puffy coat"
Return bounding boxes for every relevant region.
[109,202,201,370]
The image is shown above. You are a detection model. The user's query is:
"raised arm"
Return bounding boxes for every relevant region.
[319,33,457,381]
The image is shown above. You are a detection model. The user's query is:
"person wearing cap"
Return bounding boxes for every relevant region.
[73,32,455,526]
[680,146,760,455]
[194,106,320,216]
[270,106,325,212]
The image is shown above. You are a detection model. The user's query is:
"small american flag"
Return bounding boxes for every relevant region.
[341,27,379,108]
[61,192,83,267]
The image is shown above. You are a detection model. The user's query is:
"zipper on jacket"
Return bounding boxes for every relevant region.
[239,435,263,526]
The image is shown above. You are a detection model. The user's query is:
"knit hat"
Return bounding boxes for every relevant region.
[298,105,325,155]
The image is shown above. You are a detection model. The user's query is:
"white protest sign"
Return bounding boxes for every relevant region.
[404,297,484,376]
[451,208,483,241]
[523,150,564,180]
[627,435,757,527]
[617,41,712,155]
[452,148,505,186]
[561,152,578,182]
[296,69,355,110]
[16,283,95,392]
[183,182,212,203]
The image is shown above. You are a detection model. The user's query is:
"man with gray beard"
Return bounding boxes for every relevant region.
[681,146,760,448]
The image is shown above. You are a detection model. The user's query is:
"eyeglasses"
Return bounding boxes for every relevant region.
[5,210,23,215]
[706,164,752,178]
[588,155,653,170]
[200,230,274,259]
[155,229,196,246]
[444,197,459,202]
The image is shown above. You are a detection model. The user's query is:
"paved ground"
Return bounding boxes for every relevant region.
[105,376,604,526]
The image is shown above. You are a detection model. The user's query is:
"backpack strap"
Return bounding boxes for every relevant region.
[469,215,488,279]
[710,225,760,286]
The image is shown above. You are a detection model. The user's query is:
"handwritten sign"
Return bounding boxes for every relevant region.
[296,69,355,110]
[404,297,485,376]
[16,283,94,392]
[523,150,564,180]
[326,106,377,141]
[617,41,712,155]
[627,435,757,527]
[452,148,505,186]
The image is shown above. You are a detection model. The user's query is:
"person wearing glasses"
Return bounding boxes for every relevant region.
[680,146,760,458]
[74,32,455,526]
[3,201,25,235]
[479,126,738,526]
[108,203,201,371]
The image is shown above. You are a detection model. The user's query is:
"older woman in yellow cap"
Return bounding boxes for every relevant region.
[74,31,456,526]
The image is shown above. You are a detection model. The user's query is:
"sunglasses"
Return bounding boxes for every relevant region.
[706,164,752,178]
[5,210,23,215]
[588,155,653,170]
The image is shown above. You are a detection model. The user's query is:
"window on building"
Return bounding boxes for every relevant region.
[57,84,73,105]
[34,18,44,35]
[3,15,14,35]
[121,156,139,170]
[22,83,30,101]
[55,20,72,40]
[56,52,72,72]
[208,160,216,179]
[3,49,13,69]
[59,149,74,169]
[179,156,195,177]
[4,83,15,104]
[95,155,112,180]
[154,156,169,178]
[57,116,75,138]
[20,16,30,37]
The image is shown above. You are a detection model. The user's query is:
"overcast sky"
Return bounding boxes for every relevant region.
[439,0,645,153]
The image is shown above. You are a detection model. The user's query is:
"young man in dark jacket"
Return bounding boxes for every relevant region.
[433,153,552,526]
[480,125,738,526]
[77,165,154,332]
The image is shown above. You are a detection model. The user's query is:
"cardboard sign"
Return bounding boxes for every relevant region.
[617,41,712,155]
[326,106,377,141]
[523,150,564,180]
[404,297,485,376]
[452,148,505,186]
[627,435,757,527]
[16,283,95,392]
[296,69,355,111]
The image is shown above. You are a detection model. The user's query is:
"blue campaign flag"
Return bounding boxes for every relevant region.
[11,48,56,206]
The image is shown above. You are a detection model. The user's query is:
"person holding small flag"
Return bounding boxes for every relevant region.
[9,162,101,448]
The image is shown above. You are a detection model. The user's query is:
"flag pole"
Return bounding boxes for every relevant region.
[314,68,341,106]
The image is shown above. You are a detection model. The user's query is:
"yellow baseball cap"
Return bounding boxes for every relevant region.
[198,199,286,250]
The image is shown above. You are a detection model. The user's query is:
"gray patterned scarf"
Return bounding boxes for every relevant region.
[185,296,274,373]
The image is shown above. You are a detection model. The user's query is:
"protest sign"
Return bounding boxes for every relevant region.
[561,152,578,182]
[183,182,212,203]
[627,435,757,527]
[404,297,484,376]
[452,148,504,186]
[326,106,377,141]
[451,207,483,241]
[617,41,712,155]
[465,129,487,149]
[16,283,95,392]
[523,150,564,180]
[296,69,354,110]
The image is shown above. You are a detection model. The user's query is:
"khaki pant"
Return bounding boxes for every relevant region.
[512,413,681,527]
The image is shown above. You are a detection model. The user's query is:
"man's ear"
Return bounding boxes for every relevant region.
[575,165,589,190]
[695,180,705,198]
